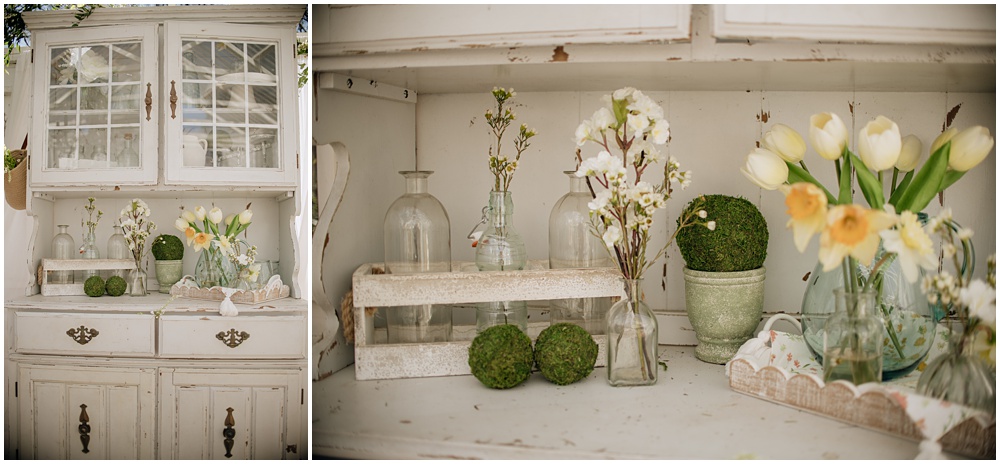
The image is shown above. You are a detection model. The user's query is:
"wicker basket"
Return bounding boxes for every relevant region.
[4,150,27,211]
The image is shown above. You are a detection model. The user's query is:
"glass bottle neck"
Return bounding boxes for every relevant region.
[566,171,588,194]
[488,190,514,226]
[401,171,432,194]
[57,225,69,234]
[623,278,643,304]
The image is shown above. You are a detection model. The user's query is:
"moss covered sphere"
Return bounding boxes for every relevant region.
[105,275,127,296]
[151,234,184,261]
[534,323,598,385]
[84,275,106,297]
[468,324,534,389]
[676,194,768,272]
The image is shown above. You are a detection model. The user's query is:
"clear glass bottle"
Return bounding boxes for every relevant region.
[475,190,527,333]
[107,225,129,279]
[51,224,76,284]
[129,268,147,296]
[383,171,453,343]
[607,278,658,386]
[194,241,236,288]
[117,132,139,167]
[822,288,883,385]
[916,328,996,413]
[80,228,100,279]
[549,171,613,334]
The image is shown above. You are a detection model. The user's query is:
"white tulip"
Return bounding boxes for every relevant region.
[741,148,789,190]
[857,115,902,171]
[948,126,994,172]
[930,127,958,155]
[895,135,923,172]
[225,214,235,226]
[208,207,223,224]
[809,112,849,160]
[762,124,806,163]
[194,206,207,222]
[181,210,196,223]
[174,217,188,232]
[238,209,253,224]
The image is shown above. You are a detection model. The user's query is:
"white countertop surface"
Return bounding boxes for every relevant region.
[312,345,929,459]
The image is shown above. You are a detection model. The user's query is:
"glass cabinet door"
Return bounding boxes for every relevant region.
[163,22,299,187]
[30,26,158,187]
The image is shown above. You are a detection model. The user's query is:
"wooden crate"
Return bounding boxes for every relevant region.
[40,259,134,296]
[169,275,290,304]
[351,260,625,380]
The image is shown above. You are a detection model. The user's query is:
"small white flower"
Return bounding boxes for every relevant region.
[942,243,957,259]
[602,225,622,248]
[707,221,717,231]
[591,107,615,131]
[957,228,974,241]
[588,189,612,213]
[698,210,707,219]
[650,119,670,145]
[626,112,650,134]
[961,280,996,326]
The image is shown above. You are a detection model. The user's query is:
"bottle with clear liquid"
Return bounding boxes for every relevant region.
[549,171,614,334]
[474,190,528,333]
[383,171,453,343]
[107,225,129,279]
[822,289,883,385]
[51,225,76,284]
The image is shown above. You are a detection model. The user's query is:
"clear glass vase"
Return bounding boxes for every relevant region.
[607,278,658,386]
[916,329,996,413]
[51,224,76,284]
[822,289,884,385]
[383,171,453,343]
[475,190,528,333]
[129,268,147,297]
[106,225,129,279]
[80,228,100,279]
[549,171,614,334]
[194,242,236,288]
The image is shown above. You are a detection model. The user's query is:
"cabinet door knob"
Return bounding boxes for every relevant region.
[169,80,178,119]
[78,404,91,454]
[66,326,99,345]
[222,407,236,458]
[144,83,153,121]
[216,329,250,348]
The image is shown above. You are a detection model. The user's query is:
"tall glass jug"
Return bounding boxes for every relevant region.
[107,225,129,279]
[51,225,75,284]
[383,171,453,343]
[549,171,613,334]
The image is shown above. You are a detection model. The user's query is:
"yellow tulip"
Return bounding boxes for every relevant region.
[948,126,994,172]
[895,135,923,172]
[780,183,828,252]
[740,148,788,190]
[809,112,848,160]
[857,115,901,171]
[762,124,806,163]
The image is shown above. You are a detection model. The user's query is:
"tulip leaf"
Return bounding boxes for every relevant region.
[895,141,950,213]
[887,170,914,207]
[786,161,836,204]
[938,170,965,192]
[838,150,853,205]
[848,152,885,209]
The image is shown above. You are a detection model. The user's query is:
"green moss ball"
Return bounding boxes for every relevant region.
[468,324,534,389]
[534,323,598,385]
[105,275,127,296]
[84,276,106,297]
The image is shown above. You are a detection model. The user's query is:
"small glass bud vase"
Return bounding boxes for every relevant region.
[106,225,129,279]
[51,225,76,284]
[383,171,453,343]
[80,228,100,279]
[475,190,528,333]
[129,268,147,297]
[822,289,883,385]
[607,278,658,386]
[549,171,614,334]
[916,329,996,413]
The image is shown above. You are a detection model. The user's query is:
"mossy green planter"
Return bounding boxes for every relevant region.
[155,260,184,293]
[683,266,766,364]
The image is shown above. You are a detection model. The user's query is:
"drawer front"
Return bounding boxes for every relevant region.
[15,312,155,357]
[159,315,305,359]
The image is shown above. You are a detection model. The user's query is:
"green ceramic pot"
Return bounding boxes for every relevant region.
[683,266,766,364]
[155,260,184,293]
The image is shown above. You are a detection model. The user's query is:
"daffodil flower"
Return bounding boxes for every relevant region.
[879,209,937,283]
[818,205,894,272]
[192,232,214,252]
[780,182,828,252]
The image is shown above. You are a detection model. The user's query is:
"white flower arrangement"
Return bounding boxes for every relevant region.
[119,198,156,271]
[175,203,259,289]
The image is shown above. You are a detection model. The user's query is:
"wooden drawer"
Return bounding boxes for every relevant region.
[158,315,305,359]
[14,312,155,357]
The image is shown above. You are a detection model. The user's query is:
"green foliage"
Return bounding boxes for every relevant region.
[151,234,184,261]
[84,275,105,297]
[533,323,597,385]
[468,324,534,389]
[105,275,127,296]
[676,195,768,272]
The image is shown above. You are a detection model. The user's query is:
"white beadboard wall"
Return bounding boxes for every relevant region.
[320,89,995,335]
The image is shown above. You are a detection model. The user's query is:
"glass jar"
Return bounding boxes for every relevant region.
[194,241,236,288]
[51,224,75,284]
[607,278,658,386]
[106,225,129,279]
[383,171,453,343]
[916,328,996,413]
[549,171,614,334]
[80,228,100,279]
[822,289,884,385]
[475,190,527,333]
[129,268,147,297]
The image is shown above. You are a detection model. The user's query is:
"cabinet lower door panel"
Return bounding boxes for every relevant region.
[17,365,155,460]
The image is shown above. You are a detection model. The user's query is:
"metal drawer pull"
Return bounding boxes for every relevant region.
[216,329,250,348]
[223,407,236,458]
[144,83,153,121]
[79,404,91,454]
[67,326,99,345]
[169,80,178,119]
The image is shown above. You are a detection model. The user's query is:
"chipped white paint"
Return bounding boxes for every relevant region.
[319,73,417,104]
[40,259,134,296]
[352,261,623,380]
